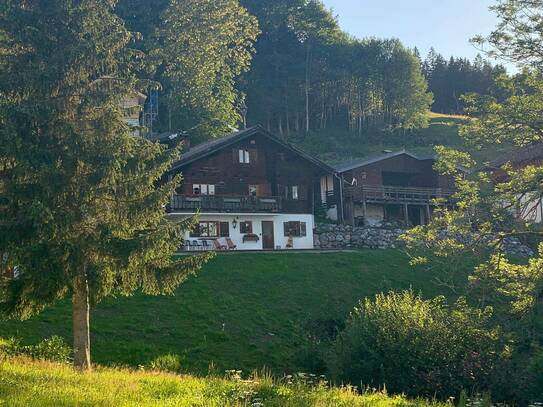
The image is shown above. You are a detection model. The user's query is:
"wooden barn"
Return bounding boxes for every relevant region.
[330,150,457,226]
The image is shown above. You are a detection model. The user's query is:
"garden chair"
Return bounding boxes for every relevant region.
[286,236,294,249]
[225,237,237,250]
[212,239,227,251]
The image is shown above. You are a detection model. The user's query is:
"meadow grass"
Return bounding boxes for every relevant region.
[0,250,473,375]
[292,112,507,165]
[0,356,447,407]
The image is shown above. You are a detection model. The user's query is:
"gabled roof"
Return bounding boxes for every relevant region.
[333,150,436,173]
[170,125,335,174]
[489,143,543,168]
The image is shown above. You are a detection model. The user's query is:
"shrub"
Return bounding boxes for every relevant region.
[148,353,181,373]
[0,336,71,363]
[327,290,501,399]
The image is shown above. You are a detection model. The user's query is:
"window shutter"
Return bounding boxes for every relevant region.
[299,185,308,200]
[233,149,238,164]
[219,222,230,237]
[300,222,307,237]
[249,148,258,164]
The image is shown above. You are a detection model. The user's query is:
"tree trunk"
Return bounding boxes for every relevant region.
[305,43,311,134]
[73,272,91,371]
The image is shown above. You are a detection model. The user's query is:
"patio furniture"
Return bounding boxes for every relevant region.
[212,239,227,251]
[225,237,237,250]
[286,236,294,249]
[189,240,201,251]
[201,240,212,251]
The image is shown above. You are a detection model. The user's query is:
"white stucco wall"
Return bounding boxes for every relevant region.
[168,212,315,251]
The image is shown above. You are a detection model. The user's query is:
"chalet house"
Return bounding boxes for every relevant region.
[489,143,543,223]
[166,126,337,251]
[329,150,457,227]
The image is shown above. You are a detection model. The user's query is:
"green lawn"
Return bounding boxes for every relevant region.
[0,250,470,375]
[0,357,447,407]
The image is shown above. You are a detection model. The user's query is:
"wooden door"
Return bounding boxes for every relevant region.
[261,221,275,250]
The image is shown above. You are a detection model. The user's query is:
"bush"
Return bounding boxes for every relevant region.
[0,336,71,363]
[148,353,181,373]
[327,290,501,399]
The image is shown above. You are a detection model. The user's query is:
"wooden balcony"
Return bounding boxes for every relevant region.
[169,194,291,213]
[345,185,455,205]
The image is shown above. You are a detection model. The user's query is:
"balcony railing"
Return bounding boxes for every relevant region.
[169,194,283,213]
[345,185,456,205]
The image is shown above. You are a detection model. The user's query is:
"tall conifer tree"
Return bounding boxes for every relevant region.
[0,0,208,370]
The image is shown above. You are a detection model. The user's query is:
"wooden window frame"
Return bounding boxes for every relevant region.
[192,184,215,196]
[190,221,229,238]
[240,221,253,234]
[283,221,307,237]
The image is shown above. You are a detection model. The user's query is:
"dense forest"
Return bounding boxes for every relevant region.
[115,0,507,141]
[421,48,506,114]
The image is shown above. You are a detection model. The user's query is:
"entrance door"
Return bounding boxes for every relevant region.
[261,221,275,250]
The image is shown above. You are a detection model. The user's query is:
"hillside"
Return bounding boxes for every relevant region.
[0,357,447,407]
[292,113,506,165]
[0,251,472,375]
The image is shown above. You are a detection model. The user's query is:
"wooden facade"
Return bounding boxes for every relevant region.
[168,126,334,215]
[335,151,457,226]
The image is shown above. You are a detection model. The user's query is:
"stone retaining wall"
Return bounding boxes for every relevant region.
[313,223,534,257]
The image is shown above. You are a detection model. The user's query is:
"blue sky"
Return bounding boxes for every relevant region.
[321,0,500,63]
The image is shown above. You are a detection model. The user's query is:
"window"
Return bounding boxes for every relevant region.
[291,185,299,200]
[192,184,215,195]
[283,221,307,237]
[280,185,307,200]
[190,221,229,237]
[240,221,253,234]
[238,149,250,164]
[248,185,257,196]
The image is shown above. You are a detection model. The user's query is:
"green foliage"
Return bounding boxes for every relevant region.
[328,291,501,398]
[240,0,432,137]
[422,49,506,115]
[148,353,181,373]
[117,0,259,139]
[0,336,71,363]
[0,0,211,368]
[403,5,543,403]
[0,357,450,407]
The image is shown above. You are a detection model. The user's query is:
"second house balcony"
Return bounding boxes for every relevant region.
[169,194,285,213]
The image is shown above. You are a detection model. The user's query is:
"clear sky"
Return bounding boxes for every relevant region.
[321,0,500,63]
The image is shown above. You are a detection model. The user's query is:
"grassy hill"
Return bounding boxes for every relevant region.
[292,113,507,165]
[0,251,472,375]
[0,357,447,407]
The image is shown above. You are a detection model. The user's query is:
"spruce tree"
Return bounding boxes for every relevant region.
[0,0,208,370]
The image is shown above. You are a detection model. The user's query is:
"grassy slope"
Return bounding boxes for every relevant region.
[0,357,446,407]
[293,113,507,165]
[0,251,471,375]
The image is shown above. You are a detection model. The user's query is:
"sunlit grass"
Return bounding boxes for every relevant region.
[0,357,448,407]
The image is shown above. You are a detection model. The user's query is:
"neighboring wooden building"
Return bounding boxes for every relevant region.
[489,143,543,223]
[330,150,457,226]
[167,126,337,250]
